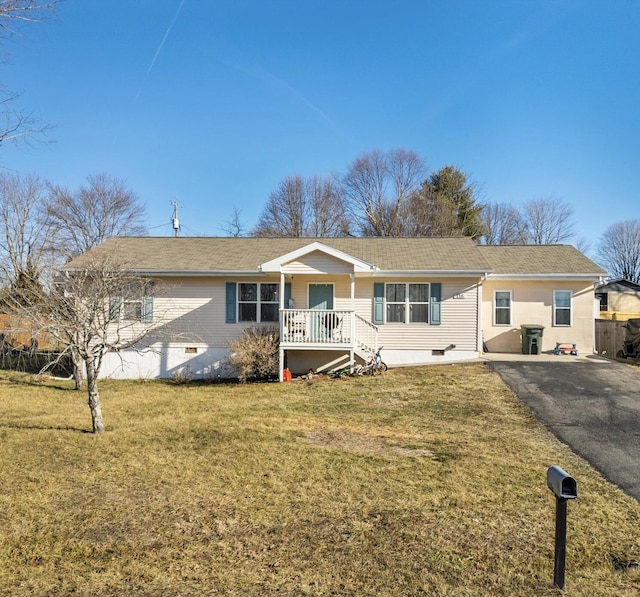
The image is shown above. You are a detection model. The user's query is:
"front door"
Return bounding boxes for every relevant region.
[308,284,334,341]
[308,284,333,310]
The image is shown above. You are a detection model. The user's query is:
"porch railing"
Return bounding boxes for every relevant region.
[280,309,352,345]
[355,313,378,355]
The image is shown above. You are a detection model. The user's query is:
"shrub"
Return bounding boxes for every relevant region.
[227,326,279,382]
[171,365,193,385]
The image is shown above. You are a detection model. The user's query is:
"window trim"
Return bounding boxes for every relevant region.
[110,295,153,324]
[553,289,573,326]
[122,297,143,321]
[237,282,280,323]
[494,290,512,326]
[383,282,430,324]
[596,292,608,312]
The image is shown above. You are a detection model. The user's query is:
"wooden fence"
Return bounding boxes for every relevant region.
[0,314,56,351]
[595,318,629,358]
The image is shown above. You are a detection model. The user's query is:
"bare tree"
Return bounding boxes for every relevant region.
[307,175,349,237]
[598,220,640,284]
[0,1,60,147]
[0,172,54,292]
[0,0,58,29]
[480,201,528,244]
[523,197,575,244]
[574,236,592,257]
[0,90,52,146]
[407,165,486,240]
[254,175,305,237]
[253,175,348,237]
[46,173,147,258]
[13,251,163,432]
[342,148,426,236]
[219,207,247,237]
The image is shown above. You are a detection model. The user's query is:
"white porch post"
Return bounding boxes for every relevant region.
[279,272,285,382]
[280,272,285,309]
[279,347,284,382]
[477,276,484,353]
[350,273,355,372]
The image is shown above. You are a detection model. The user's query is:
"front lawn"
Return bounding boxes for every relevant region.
[0,364,638,595]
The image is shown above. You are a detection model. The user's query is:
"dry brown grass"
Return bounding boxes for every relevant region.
[0,364,639,596]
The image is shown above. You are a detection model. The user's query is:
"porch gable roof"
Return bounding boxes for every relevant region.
[259,241,377,273]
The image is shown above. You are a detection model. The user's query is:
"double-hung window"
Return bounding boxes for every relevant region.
[494,291,512,325]
[123,297,143,321]
[238,283,279,323]
[110,294,153,324]
[597,292,608,312]
[385,283,429,323]
[554,290,572,326]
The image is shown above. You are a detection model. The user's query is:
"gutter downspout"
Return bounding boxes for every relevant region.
[478,273,488,353]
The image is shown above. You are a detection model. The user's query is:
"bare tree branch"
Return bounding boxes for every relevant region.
[480,201,528,244]
[342,148,426,236]
[253,175,348,237]
[0,1,60,146]
[0,171,56,291]
[219,207,247,237]
[46,173,147,258]
[597,220,640,284]
[0,1,59,35]
[523,197,575,244]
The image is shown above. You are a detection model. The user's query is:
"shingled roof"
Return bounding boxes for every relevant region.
[477,245,606,276]
[66,236,491,273]
[65,236,606,277]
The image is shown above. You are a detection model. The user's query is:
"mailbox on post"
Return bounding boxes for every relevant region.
[547,465,578,500]
[547,465,578,590]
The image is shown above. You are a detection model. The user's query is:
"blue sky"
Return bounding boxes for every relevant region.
[2,1,639,251]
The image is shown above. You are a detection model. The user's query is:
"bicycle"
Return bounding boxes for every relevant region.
[362,347,387,375]
[329,347,387,378]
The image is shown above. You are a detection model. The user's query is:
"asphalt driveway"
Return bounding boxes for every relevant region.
[487,356,640,501]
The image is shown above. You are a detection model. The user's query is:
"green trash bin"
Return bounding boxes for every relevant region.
[521,324,544,355]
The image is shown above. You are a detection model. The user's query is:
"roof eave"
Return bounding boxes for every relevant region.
[372,269,492,278]
[488,273,606,281]
[130,269,267,277]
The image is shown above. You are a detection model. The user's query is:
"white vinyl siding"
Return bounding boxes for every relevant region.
[357,278,479,351]
[117,276,479,352]
[282,251,353,275]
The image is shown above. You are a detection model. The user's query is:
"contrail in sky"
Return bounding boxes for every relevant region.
[133,0,187,104]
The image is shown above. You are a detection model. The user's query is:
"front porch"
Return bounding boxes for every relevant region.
[278,309,378,379]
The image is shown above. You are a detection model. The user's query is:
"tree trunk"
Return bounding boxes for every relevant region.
[71,334,85,390]
[85,358,105,433]
[72,349,85,391]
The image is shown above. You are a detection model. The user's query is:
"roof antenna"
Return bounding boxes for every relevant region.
[170,200,180,237]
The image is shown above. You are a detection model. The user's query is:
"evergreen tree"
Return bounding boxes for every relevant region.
[408,165,486,240]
